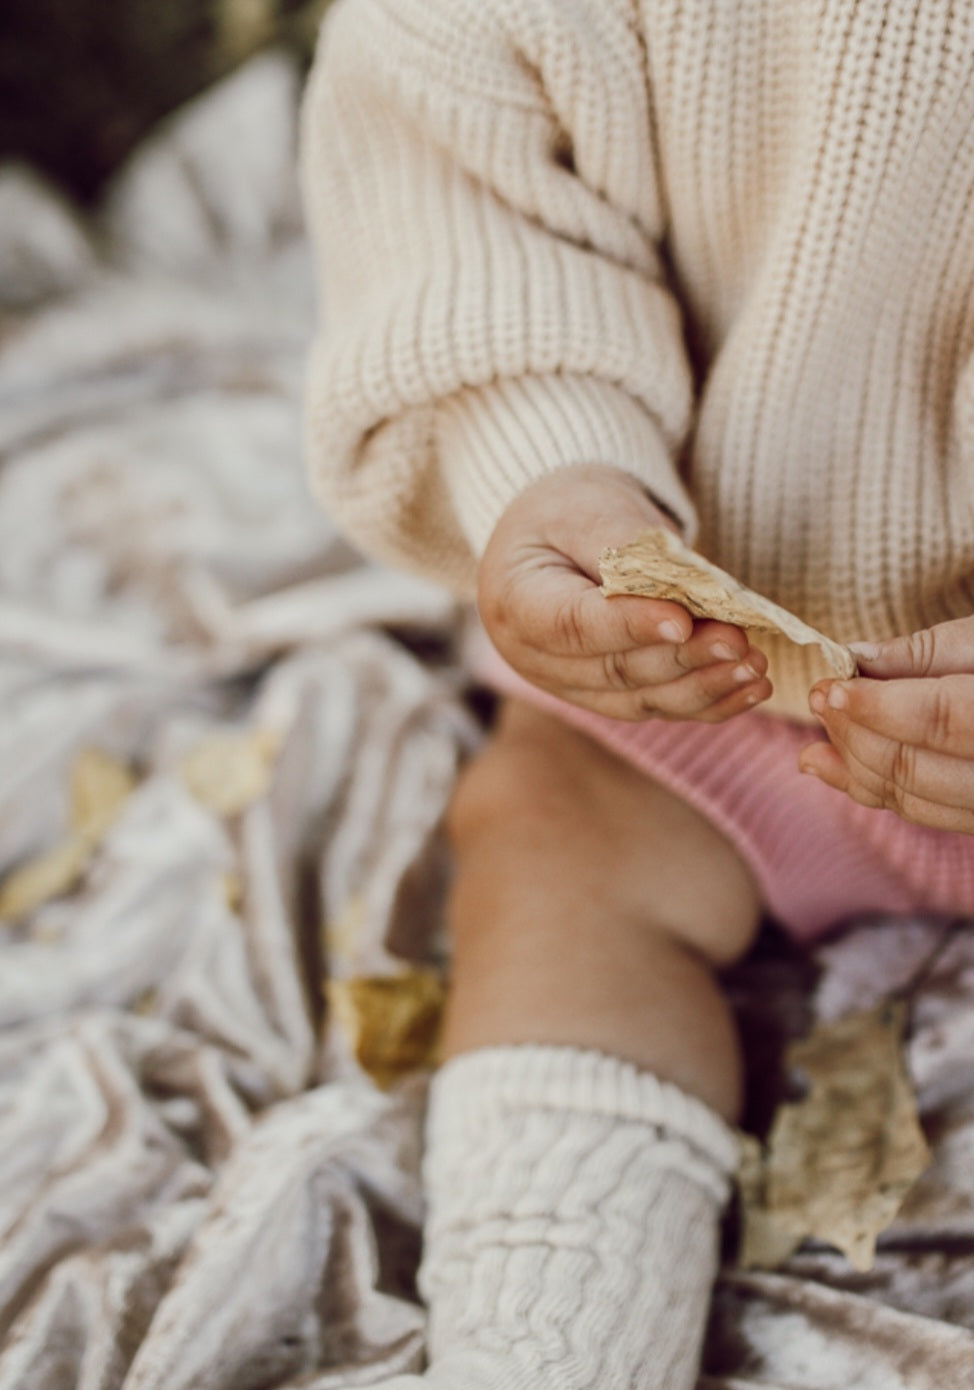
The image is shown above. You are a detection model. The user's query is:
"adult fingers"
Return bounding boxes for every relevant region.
[850,615,974,679]
[803,698,974,813]
[798,737,974,835]
[808,673,974,756]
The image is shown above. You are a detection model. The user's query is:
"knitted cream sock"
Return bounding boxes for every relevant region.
[380,1044,739,1389]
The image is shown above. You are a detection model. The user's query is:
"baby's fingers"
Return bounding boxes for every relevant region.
[562,584,693,655]
[606,639,767,694]
[637,659,772,721]
[547,628,764,694]
[486,562,694,658]
[558,583,759,661]
[565,657,772,722]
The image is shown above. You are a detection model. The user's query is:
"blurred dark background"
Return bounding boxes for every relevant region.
[0,0,329,204]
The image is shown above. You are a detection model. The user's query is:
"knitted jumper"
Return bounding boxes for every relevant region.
[300,0,974,721]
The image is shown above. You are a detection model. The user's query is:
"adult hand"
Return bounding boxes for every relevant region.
[477,464,772,722]
[800,616,974,833]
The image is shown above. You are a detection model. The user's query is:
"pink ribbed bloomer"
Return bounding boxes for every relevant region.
[476,643,974,943]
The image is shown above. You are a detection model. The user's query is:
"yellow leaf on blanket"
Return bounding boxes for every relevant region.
[737,1134,805,1269]
[223,872,245,913]
[0,836,95,922]
[599,528,857,679]
[324,894,369,969]
[739,1002,931,1272]
[327,970,446,1090]
[0,748,136,921]
[70,748,138,837]
[217,0,277,65]
[181,728,280,817]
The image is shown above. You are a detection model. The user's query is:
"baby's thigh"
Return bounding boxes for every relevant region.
[448,697,762,966]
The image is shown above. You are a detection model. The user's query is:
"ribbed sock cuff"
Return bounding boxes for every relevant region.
[426,1044,740,1202]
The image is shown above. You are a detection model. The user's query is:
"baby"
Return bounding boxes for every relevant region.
[300,1,974,1385]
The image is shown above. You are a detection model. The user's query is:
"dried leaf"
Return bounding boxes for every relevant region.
[599,528,857,679]
[324,894,368,969]
[223,873,245,913]
[217,0,277,65]
[181,728,280,817]
[132,988,158,1017]
[69,748,138,837]
[737,1134,804,1269]
[739,1002,931,1272]
[0,837,95,922]
[0,748,136,921]
[326,970,446,1089]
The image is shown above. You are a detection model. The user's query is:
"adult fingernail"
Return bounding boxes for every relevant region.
[711,641,738,662]
[848,641,880,661]
[809,689,826,715]
[659,620,685,643]
[827,684,849,709]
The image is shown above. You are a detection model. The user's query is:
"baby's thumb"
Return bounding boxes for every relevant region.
[850,615,974,678]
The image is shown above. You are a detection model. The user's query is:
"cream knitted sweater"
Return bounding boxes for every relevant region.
[301,0,974,720]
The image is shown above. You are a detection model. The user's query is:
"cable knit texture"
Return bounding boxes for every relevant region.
[301,0,974,720]
[375,1045,738,1390]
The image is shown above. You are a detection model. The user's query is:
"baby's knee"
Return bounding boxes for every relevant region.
[446,699,761,968]
[445,700,576,852]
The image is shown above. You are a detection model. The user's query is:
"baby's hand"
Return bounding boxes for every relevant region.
[801,616,974,834]
[477,465,772,722]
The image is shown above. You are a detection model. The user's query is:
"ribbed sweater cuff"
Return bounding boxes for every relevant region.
[438,375,698,557]
[427,1044,740,1196]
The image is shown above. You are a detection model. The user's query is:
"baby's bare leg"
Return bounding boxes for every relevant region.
[443,697,761,1121]
[379,699,760,1389]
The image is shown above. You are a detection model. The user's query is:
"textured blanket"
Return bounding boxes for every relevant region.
[1,52,973,1390]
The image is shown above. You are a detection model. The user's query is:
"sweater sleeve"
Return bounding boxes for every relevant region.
[300,0,698,595]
